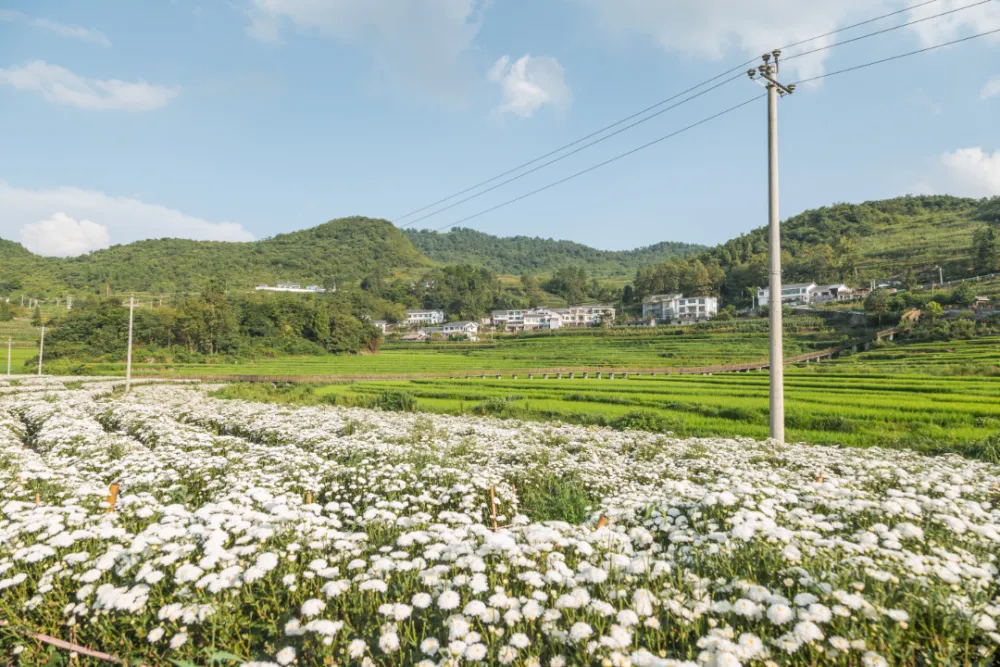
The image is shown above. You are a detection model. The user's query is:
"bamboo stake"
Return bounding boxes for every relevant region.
[596,514,609,529]
[35,493,40,506]
[489,486,498,532]
[305,491,313,505]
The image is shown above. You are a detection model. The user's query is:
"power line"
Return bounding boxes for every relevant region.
[795,25,1000,85]
[428,94,766,233]
[783,0,995,65]
[392,0,946,225]
[400,73,745,228]
[428,27,1000,235]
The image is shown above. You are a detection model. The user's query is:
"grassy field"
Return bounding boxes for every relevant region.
[813,336,1000,375]
[213,366,999,458]
[72,318,855,378]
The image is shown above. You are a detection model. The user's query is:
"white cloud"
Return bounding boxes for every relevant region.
[0,181,254,257]
[19,213,111,257]
[246,0,489,105]
[0,9,111,46]
[982,75,1000,100]
[917,148,1000,198]
[0,61,179,111]
[575,0,1000,82]
[488,54,572,118]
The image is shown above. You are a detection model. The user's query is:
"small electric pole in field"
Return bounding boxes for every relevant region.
[126,295,135,392]
[37,325,45,376]
[749,50,795,443]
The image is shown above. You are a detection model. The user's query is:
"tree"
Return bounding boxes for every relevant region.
[924,301,944,320]
[864,289,890,324]
[31,305,42,326]
[972,225,1000,274]
[951,281,976,307]
[0,301,13,322]
[901,267,920,291]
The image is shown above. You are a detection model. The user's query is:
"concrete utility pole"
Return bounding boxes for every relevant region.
[938,266,944,285]
[37,325,45,376]
[749,50,795,443]
[126,295,135,392]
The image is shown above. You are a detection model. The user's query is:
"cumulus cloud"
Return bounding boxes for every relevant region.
[916,148,1000,198]
[0,9,111,46]
[245,0,489,105]
[575,0,1000,82]
[0,61,179,111]
[19,213,111,257]
[982,76,1000,100]
[488,55,572,118]
[0,181,253,257]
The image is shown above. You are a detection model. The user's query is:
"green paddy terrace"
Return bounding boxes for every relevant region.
[215,367,1000,458]
[81,317,854,378]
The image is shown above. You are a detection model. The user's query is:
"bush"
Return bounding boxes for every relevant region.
[612,410,672,433]
[373,390,417,412]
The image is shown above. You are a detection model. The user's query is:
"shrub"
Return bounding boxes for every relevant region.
[373,390,417,412]
[611,410,672,433]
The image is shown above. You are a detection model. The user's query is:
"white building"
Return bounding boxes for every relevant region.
[554,305,616,327]
[255,283,329,294]
[757,283,818,308]
[642,294,718,322]
[814,284,855,303]
[442,321,479,341]
[405,309,445,326]
[491,309,528,331]
[641,293,683,319]
[492,305,613,330]
[523,308,564,330]
[372,320,388,334]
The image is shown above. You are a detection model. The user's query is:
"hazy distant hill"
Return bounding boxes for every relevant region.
[404,227,707,279]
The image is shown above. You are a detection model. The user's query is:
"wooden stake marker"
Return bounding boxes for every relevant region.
[106,483,120,512]
[489,486,498,532]
[596,514,609,529]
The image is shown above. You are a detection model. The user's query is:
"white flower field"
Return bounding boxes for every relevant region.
[1,378,999,665]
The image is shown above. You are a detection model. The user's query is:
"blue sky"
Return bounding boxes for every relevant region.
[1,0,998,257]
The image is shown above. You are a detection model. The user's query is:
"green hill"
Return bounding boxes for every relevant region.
[0,217,430,295]
[404,227,706,279]
[636,195,1000,302]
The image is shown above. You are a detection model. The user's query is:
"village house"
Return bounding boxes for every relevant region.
[405,309,445,327]
[813,284,855,303]
[491,305,614,331]
[641,294,719,323]
[255,282,329,294]
[372,320,388,334]
[757,282,818,307]
[441,321,479,340]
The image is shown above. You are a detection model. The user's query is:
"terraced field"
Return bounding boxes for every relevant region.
[812,337,1000,375]
[217,365,1000,457]
[88,320,850,378]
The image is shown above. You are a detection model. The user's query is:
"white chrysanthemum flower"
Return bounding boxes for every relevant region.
[498,645,517,664]
[767,603,794,626]
[412,592,432,609]
[510,633,530,649]
[169,632,188,649]
[275,647,295,666]
[147,627,165,643]
[569,622,593,642]
[464,643,487,662]
[420,637,440,655]
[348,639,367,658]
[862,651,889,667]
[438,590,460,610]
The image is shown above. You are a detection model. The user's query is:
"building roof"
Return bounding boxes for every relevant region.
[446,321,477,327]
[406,309,442,315]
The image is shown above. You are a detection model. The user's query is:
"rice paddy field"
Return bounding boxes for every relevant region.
[78,319,852,379]
[223,366,998,458]
[1,380,998,666]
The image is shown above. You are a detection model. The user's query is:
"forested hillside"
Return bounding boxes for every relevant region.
[404,227,705,279]
[0,217,429,295]
[635,195,999,304]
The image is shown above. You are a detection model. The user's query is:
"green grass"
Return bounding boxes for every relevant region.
[78,317,856,378]
[214,361,1000,458]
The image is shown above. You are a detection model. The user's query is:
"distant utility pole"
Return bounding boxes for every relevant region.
[749,50,795,444]
[37,325,45,376]
[937,266,944,285]
[126,295,135,392]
